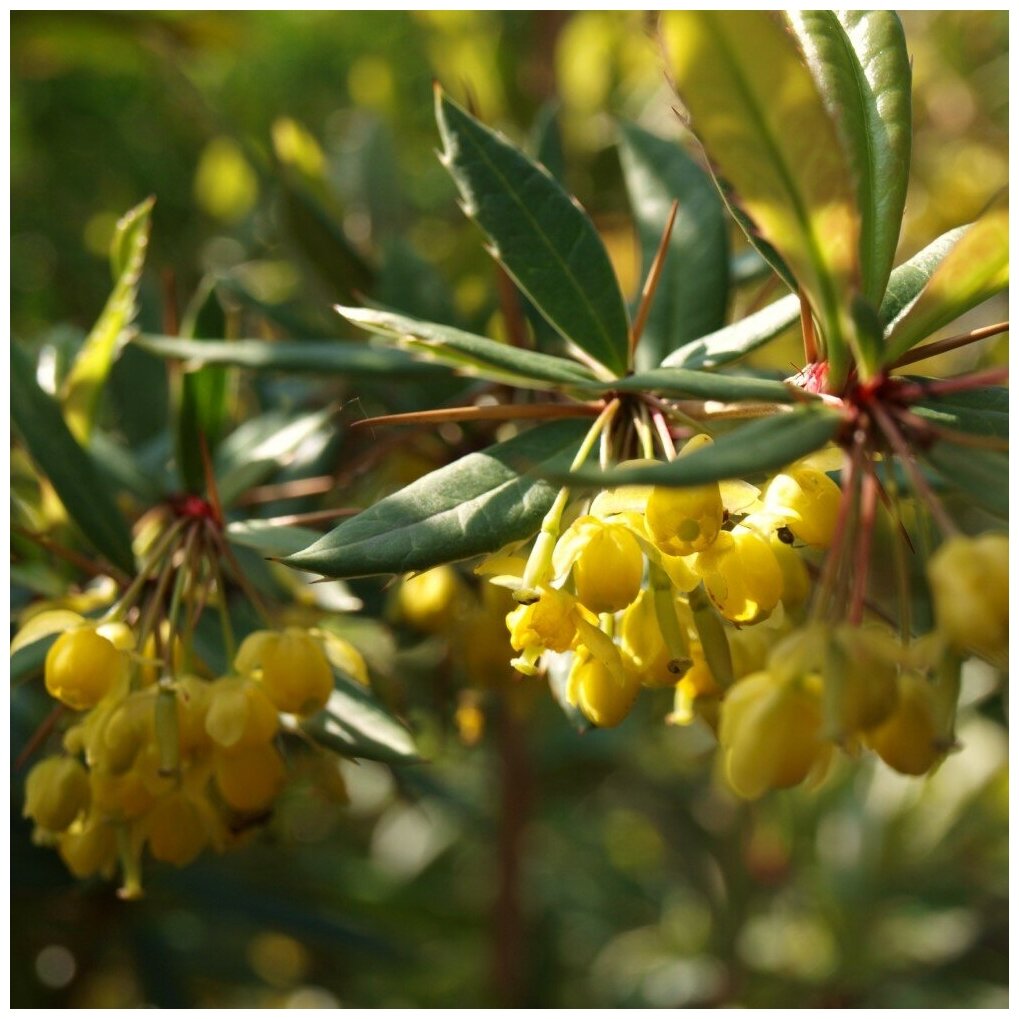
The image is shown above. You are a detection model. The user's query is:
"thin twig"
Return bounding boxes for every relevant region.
[849,463,878,625]
[870,400,958,538]
[899,366,1008,402]
[12,526,131,586]
[236,475,337,506]
[799,290,818,364]
[350,402,603,430]
[890,320,1008,368]
[630,199,679,365]
[14,704,65,771]
[254,507,360,528]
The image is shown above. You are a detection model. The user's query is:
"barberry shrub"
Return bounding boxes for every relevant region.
[11,11,1007,900]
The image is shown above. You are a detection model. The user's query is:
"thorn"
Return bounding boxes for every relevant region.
[629,199,680,366]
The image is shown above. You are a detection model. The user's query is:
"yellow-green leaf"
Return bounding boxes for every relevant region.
[662,12,860,385]
[62,197,154,443]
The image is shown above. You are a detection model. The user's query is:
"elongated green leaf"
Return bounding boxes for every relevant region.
[436,89,629,376]
[215,407,335,508]
[884,194,1009,362]
[569,409,841,488]
[908,382,1008,440]
[337,305,599,389]
[791,11,911,304]
[302,678,419,765]
[11,345,135,573]
[730,248,772,287]
[281,179,374,299]
[177,280,232,493]
[137,334,448,379]
[924,442,1007,516]
[663,293,801,370]
[662,12,860,383]
[528,100,566,184]
[666,231,979,372]
[283,419,589,578]
[62,197,153,442]
[226,520,323,557]
[585,367,799,404]
[619,121,729,370]
[878,226,966,326]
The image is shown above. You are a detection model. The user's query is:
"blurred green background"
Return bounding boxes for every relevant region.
[11,11,1008,1008]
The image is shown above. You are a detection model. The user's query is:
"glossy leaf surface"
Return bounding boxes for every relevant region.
[792,11,911,304]
[61,197,153,443]
[283,419,589,578]
[12,345,135,573]
[436,89,629,376]
[619,121,729,370]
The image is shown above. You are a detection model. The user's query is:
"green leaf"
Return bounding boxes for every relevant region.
[337,305,599,389]
[878,226,966,327]
[280,179,374,300]
[791,11,911,304]
[662,293,800,370]
[730,248,772,287]
[910,384,1008,440]
[662,12,860,384]
[569,408,841,488]
[618,121,729,370]
[665,233,978,372]
[214,407,335,507]
[11,345,135,573]
[586,367,799,404]
[436,89,630,376]
[528,100,566,184]
[226,520,323,558]
[302,674,419,764]
[283,419,589,578]
[137,334,448,380]
[883,194,1009,362]
[923,442,1007,517]
[62,197,154,443]
[176,279,233,493]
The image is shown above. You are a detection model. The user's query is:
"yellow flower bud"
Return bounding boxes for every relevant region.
[396,566,462,633]
[719,670,829,799]
[575,523,644,614]
[693,529,783,625]
[763,467,841,548]
[145,793,210,867]
[176,676,212,755]
[204,676,279,750]
[620,590,676,688]
[58,818,117,878]
[928,533,1008,664]
[645,484,724,557]
[45,627,127,710]
[99,690,156,773]
[236,628,334,717]
[826,625,901,739]
[567,653,641,728]
[24,756,91,832]
[865,671,943,776]
[215,744,286,812]
[554,516,644,615]
[90,766,157,820]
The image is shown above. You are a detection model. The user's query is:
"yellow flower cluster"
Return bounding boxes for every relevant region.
[22,615,363,897]
[459,432,1009,800]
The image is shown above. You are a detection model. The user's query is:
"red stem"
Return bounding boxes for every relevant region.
[849,464,878,625]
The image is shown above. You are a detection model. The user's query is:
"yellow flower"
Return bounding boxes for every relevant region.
[204,676,279,749]
[58,817,117,879]
[236,628,335,717]
[45,625,131,711]
[24,756,91,832]
[692,528,783,624]
[719,670,829,799]
[928,533,1008,665]
[645,484,724,557]
[566,650,641,728]
[144,792,212,867]
[763,466,841,548]
[396,566,463,633]
[865,671,943,776]
[506,587,588,673]
[215,743,286,812]
[553,515,644,614]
